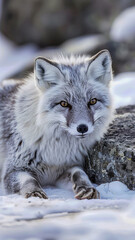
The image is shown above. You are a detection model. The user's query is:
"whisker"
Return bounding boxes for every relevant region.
[94,117,102,123]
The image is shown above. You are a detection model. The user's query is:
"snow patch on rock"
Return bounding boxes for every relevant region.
[110,7,135,43]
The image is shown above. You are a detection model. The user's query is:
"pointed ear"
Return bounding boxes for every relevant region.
[87,50,112,86]
[34,57,64,90]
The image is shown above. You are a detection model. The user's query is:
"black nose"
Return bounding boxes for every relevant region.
[77,124,88,134]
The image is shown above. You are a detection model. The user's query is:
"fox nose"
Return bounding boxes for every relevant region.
[77,124,88,134]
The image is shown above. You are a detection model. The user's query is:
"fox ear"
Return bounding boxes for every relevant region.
[34,57,63,90]
[87,50,112,86]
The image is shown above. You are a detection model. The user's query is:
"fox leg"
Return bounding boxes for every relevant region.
[3,170,47,199]
[68,166,100,200]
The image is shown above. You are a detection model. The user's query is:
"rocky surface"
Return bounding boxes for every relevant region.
[1,0,135,75]
[1,0,135,46]
[5,35,135,80]
[85,105,135,190]
[61,36,135,74]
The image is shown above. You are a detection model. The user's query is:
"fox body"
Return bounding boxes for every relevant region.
[1,50,113,199]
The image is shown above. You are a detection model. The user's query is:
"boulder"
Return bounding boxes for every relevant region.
[1,0,135,46]
[85,105,135,190]
[61,34,107,54]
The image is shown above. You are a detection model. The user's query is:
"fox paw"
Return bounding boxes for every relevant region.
[74,186,100,200]
[25,190,48,199]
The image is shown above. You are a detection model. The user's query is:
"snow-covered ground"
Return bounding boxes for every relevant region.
[1,183,135,240]
[0,33,135,240]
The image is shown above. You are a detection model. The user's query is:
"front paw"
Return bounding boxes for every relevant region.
[74,186,100,200]
[25,190,48,199]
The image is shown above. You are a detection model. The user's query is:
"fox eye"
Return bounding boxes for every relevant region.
[89,98,97,106]
[60,101,69,107]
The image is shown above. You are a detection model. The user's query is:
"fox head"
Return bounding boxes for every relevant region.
[34,50,113,142]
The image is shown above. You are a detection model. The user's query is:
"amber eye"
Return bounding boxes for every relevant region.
[60,101,69,107]
[89,98,97,105]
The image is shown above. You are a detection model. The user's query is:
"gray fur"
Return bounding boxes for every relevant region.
[0,50,113,199]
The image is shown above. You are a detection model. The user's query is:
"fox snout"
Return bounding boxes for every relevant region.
[77,124,88,134]
[67,121,94,137]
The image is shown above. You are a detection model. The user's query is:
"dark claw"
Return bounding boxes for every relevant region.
[25,190,48,199]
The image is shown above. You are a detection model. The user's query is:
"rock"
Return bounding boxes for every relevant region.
[0,0,100,46]
[1,0,135,46]
[110,7,135,43]
[1,0,135,75]
[85,105,135,190]
[61,34,107,54]
[61,35,135,75]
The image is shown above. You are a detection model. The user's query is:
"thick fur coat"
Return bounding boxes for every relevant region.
[0,50,113,199]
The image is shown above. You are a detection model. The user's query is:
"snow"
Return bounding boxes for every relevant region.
[0,33,39,81]
[112,72,135,108]
[0,183,135,240]
[0,32,135,239]
[110,6,135,42]
[97,181,135,200]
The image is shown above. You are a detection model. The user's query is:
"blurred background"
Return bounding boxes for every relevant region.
[0,0,135,107]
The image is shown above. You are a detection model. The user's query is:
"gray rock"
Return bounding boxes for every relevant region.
[85,105,135,190]
[1,0,135,46]
[0,0,100,46]
[61,34,107,54]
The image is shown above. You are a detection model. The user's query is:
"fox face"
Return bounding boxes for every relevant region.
[34,50,113,140]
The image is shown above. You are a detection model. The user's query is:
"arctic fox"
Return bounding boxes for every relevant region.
[1,50,113,200]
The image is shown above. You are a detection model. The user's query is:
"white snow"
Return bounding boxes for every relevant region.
[0,33,39,81]
[112,72,135,108]
[0,182,135,240]
[0,32,135,239]
[110,6,135,42]
[97,181,135,200]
